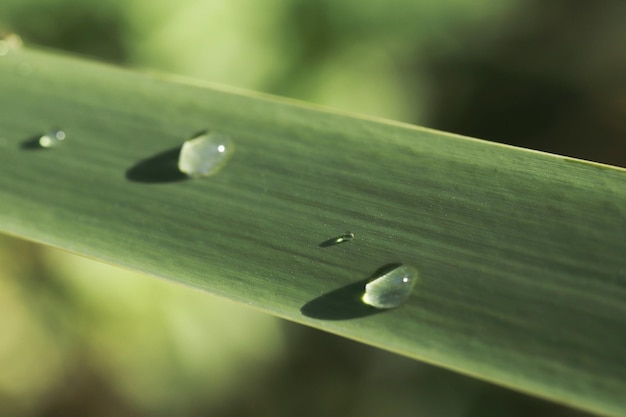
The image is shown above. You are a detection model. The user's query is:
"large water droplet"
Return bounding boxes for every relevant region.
[39,129,66,148]
[362,264,418,309]
[178,131,233,177]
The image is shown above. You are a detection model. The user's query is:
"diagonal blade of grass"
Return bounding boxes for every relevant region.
[1,48,625,416]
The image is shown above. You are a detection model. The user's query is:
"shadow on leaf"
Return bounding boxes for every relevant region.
[126,146,188,183]
[301,263,403,320]
[20,135,45,150]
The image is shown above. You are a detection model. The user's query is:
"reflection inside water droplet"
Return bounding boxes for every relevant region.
[178,131,234,177]
[362,264,418,309]
[39,129,66,148]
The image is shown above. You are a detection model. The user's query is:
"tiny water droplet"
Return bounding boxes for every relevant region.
[342,231,354,240]
[335,231,354,244]
[319,231,355,247]
[39,129,66,148]
[362,264,418,309]
[178,131,234,177]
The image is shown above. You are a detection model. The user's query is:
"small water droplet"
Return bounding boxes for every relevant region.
[178,131,234,177]
[39,129,66,148]
[338,231,355,243]
[319,231,355,247]
[362,264,418,309]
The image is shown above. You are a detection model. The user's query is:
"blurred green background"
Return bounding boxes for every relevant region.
[1,0,624,416]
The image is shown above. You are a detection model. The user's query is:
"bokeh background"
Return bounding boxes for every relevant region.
[1,0,625,416]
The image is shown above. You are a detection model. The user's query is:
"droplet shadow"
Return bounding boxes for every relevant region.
[126,146,188,183]
[20,135,44,150]
[300,262,403,320]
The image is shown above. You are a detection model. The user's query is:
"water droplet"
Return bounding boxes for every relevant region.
[319,231,355,247]
[337,231,355,243]
[362,264,418,309]
[178,131,234,177]
[39,129,66,148]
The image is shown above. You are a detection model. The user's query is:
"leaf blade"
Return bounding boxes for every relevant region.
[1,49,626,416]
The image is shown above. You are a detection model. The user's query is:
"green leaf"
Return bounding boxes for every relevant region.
[1,48,626,417]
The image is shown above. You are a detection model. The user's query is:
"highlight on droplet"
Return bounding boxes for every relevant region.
[178,131,234,177]
[362,264,418,309]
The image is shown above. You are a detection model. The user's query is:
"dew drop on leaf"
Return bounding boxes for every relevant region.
[39,129,66,148]
[338,231,355,243]
[178,131,234,177]
[362,264,418,309]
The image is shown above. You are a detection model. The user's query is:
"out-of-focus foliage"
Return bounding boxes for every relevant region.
[0,0,624,416]
[3,0,624,166]
[1,0,519,123]
[0,235,284,416]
